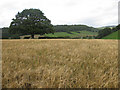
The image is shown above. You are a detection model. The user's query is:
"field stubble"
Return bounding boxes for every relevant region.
[2,39,118,88]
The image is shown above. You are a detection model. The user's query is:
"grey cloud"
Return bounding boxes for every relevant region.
[0,0,118,28]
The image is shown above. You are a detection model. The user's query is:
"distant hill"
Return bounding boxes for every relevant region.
[12,24,100,39]
[102,30,119,39]
[0,25,100,39]
[104,25,116,28]
[54,25,100,32]
[98,25,116,29]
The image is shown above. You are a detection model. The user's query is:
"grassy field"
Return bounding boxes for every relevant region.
[2,39,118,88]
[45,31,98,38]
[102,31,119,39]
[45,32,72,37]
[6,30,98,39]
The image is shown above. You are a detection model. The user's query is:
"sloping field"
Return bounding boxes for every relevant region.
[2,39,118,88]
[102,31,119,39]
[45,31,98,38]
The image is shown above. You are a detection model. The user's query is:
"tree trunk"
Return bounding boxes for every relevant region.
[31,34,34,39]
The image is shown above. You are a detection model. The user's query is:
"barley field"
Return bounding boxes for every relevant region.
[2,39,118,88]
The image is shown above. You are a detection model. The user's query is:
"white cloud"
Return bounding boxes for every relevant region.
[0,0,119,28]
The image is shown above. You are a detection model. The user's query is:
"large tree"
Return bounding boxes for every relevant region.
[9,8,54,38]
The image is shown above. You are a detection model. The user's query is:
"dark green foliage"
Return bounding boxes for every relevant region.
[67,32,73,34]
[88,36,93,39]
[10,34,20,39]
[77,31,80,33]
[38,36,70,39]
[1,27,10,39]
[9,8,54,38]
[96,27,112,39]
[82,37,86,39]
[96,25,120,39]
[1,27,22,39]
[116,24,120,30]
[24,36,30,39]
[102,31,119,39]
[54,25,99,32]
[72,37,82,39]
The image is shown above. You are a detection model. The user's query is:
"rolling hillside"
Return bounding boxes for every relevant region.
[20,31,98,39]
[45,31,98,38]
[102,31,119,39]
[97,25,116,29]
[0,25,99,39]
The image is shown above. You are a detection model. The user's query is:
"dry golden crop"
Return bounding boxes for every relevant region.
[2,39,118,88]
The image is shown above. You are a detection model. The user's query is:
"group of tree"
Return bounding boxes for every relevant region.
[96,25,120,39]
[8,8,101,39]
[1,8,119,39]
[1,27,10,39]
[9,8,54,39]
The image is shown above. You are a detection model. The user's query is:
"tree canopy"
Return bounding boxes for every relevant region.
[9,8,54,38]
[96,25,119,39]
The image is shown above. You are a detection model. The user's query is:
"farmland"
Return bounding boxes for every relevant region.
[1,25,99,39]
[2,39,118,88]
[102,31,119,39]
[20,31,98,39]
[45,31,98,38]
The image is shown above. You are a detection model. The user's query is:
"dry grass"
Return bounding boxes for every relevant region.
[2,39,118,88]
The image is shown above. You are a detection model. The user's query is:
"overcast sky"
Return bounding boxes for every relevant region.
[0,0,119,28]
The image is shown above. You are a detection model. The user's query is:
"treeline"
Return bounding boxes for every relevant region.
[1,25,100,39]
[1,24,119,39]
[54,25,100,32]
[96,25,120,39]
[0,27,21,39]
[0,27,10,39]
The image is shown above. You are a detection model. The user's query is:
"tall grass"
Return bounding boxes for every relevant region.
[2,39,118,88]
